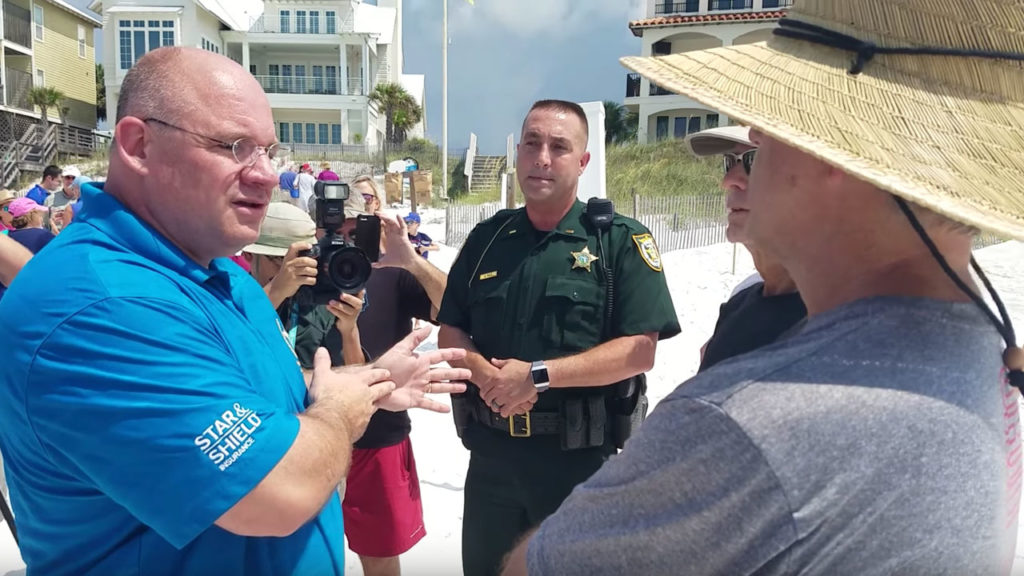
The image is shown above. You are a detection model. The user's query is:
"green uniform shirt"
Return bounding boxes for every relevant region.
[439,200,680,410]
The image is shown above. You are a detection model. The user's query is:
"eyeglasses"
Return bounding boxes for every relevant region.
[142,118,281,166]
[723,149,757,175]
[361,193,376,203]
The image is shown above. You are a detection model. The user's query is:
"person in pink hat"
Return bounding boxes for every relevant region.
[7,197,54,254]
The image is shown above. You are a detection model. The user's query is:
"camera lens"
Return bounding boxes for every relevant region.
[326,247,372,294]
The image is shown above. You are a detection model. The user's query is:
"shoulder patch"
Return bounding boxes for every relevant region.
[632,233,663,272]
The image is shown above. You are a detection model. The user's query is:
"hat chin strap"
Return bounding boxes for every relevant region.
[893,196,1024,392]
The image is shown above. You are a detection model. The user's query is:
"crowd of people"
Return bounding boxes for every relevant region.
[0,1,1022,574]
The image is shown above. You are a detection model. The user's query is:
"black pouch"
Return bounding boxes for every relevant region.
[561,397,586,450]
[451,390,475,440]
[610,375,648,449]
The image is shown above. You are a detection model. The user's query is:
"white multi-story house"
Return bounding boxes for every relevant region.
[625,0,791,144]
[89,0,425,150]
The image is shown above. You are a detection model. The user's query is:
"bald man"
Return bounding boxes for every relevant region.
[0,47,468,575]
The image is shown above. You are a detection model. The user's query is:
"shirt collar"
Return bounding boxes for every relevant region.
[78,182,217,285]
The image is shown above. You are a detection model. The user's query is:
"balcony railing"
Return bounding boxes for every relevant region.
[710,0,754,10]
[762,0,794,7]
[626,73,641,98]
[650,83,674,96]
[654,0,699,15]
[248,13,354,35]
[255,75,364,96]
[4,67,32,111]
[3,2,32,48]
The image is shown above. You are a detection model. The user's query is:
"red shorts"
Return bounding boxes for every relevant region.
[342,437,425,557]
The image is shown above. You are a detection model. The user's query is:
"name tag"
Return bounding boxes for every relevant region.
[479,271,498,281]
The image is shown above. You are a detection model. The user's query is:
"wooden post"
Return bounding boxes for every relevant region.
[505,170,516,210]
[632,188,639,219]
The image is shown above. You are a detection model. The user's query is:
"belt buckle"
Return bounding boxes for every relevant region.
[509,412,531,438]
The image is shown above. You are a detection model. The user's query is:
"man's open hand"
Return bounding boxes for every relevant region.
[372,326,471,412]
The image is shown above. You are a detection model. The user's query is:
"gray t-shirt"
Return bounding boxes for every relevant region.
[528,297,1021,575]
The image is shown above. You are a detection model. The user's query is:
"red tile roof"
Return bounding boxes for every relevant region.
[629,10,788,37]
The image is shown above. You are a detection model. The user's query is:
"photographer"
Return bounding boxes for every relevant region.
[242,202,366,369]
[311,176,449,576]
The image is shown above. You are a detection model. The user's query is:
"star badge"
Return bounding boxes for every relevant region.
[571,246,599,272]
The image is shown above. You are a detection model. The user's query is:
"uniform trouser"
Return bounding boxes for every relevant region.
[461,437,614,576]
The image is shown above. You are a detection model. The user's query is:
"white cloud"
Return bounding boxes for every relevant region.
[452,0,643,37]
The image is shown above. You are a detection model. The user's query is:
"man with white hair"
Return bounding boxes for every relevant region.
[502,1,1024,574]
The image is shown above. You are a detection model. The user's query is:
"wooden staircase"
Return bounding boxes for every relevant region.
[0,123,57,187]
[469,155,506,195]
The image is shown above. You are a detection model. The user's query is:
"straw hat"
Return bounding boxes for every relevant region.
[622,0,1024,240]
[243,202,317,256]
[685,125,752,157]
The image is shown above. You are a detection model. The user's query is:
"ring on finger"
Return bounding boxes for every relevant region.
[490,399,500,411]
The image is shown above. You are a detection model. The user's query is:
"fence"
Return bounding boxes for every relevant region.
[631,195,727,253]
[444,195,727,252]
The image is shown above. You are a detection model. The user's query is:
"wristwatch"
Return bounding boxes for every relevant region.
[530,360,550,393]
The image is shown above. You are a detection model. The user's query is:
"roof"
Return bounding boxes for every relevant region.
[89,0,263,30]
[194,0,263,31]
[46,0,102,26]
[353,3,395,44]
[629,10,787,36]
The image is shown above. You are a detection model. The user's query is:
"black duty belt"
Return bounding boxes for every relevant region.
[472,401,560,438]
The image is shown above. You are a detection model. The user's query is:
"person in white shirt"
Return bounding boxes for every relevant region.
[296,163,317,212]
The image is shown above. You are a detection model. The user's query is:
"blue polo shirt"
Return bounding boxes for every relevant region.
[0,183,345,575]
[24,183,50,205]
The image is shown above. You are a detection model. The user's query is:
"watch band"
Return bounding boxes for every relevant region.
[531,360,550,392]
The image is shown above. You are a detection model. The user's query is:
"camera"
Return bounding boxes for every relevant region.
[296,181,380,305]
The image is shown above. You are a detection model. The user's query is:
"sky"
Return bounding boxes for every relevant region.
[68,0,646,153]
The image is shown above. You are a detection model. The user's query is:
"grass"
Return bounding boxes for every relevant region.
[447,139,723,207]
[606,140,722,205]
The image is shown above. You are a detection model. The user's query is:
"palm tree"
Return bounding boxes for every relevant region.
[604,100,638,145]
[391,93,423,145]
[28,86,65,128]
[368,82,423,144]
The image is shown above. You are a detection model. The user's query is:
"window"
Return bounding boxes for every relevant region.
[281,65,292,93]
[118,19,175,69]
[280,10,290,33]
[249,64,257,75]
[705,114,720,129]
[673,117,686,139]
[35,69,44,87]
[292,123,303,143]
[326,11,336,34]
[78,24,87,58]
[162,21,174,46]
[318,123,328,144]
[653,41,672,56]
[305,123,316,144]
[268,64,279,92]
[331,124,341,145]
[710,0,752,9]
[688,116,701,135]
[309,11,319,34]
[279,123,290,144]
[326,66,338,94]
[312,66,324,93]
[655,116,669,141]
[296,10,307,34]
[202,38,219,54]
[295,65,306,94]
[33,5,43,41]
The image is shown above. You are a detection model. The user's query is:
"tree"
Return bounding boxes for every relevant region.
[96,63,106,122]
[604,100,638,145]
[368,82,423,144]
[28,86,65,128]
[391,94,423,145]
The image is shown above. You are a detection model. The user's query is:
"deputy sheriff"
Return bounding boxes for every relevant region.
[438,99,680,576]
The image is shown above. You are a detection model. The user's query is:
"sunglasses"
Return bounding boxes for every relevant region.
[723,150,757,175]
[361,193,376,202]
